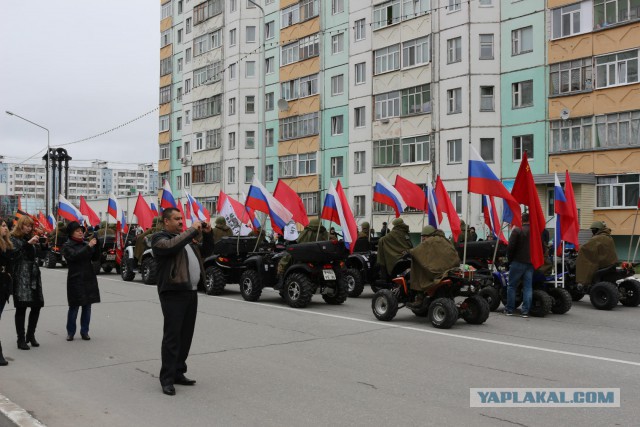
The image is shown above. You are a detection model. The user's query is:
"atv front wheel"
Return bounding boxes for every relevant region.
[530,290,552,317]
[141,257,157,285]
[344,268,364,298]
[204,266,226,295]
[548,288,572,314]
[460,295,490,325]
[239,269,263,302]
[589,282,619,310]
[284,272,314,308]
[619,280,640,307]
[371,289,398,321]
[479,286,501,312]
[45,252,57,269]
[120,253,135,281]
[428,298,458,329]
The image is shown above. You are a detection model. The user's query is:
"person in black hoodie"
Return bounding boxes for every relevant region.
[62,221,100,341]
[152,208,214,396]
[505,213,533,317]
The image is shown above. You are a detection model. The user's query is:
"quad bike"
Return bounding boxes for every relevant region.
[565,261,640,310]
[202,236,260,295]
[343,236,380,297]
[120,234,156,285]
[44,239,67,269]
[371,256,490,329]
[455,240,507,270]
[92,235,119,274]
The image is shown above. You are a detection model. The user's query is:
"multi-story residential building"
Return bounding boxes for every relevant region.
[547,0,640,253]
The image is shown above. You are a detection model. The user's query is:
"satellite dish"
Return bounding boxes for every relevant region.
[560,108,570,120]
[277,98,289,111]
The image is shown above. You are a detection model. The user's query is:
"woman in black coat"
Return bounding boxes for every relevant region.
[10,216,44,350]
[62,221,100,341]
[0,218,15,365]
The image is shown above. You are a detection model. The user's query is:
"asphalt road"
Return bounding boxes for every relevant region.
[0,268,638,426]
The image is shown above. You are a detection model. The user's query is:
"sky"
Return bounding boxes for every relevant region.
[0,0,159,168]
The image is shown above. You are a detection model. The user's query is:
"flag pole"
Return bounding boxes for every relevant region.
[554,215,559,288]
[462,193,471,266]
[627,207,639,262]
[103,210,109,248]
[632,230,640,264]
[490,222,503,271]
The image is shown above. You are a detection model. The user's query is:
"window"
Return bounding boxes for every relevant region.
[355,19,366,41]
[403,0,430,20]
[229,63,236,79]
[354,195,366,217]
[185,78,191,93]
[279,155,297,177]
[265,164,274,182]
[184,140,190,156]
[194,29,223,56]
[447,139,462,164]
[355,62,366,85]
[265,21,275,40]
[245,166,255,183]
[205,162,221,183]
[550,58,593,95]
[185,110,190,124]
[448,191,462,214]
[279,112,319,140]
[159,85,171,104]
[447,37,461,63]
[373,138,400,166]
[281,4,300,28]
[176,116,182,131]
[402,135,430,163]
[246,26,256,43]
[373,0,401,30]
[246,61,256,78]
[298,153,317,175]
[229,97,236,115]
[551,4,581,39]
[159,114,170,132]
[161,1,172,19]
[177,29,183,43]
[512,26,533,56]
[447,88,462,114]
[479,0,492,5]
[354,151,366,173]
[331,74,344,95]
[229,0,236,12]
[265,92,274,111]
[281,34,319,66]
[448,0,461,12]
[480,138,494,162]
[300,0,319,21]
[196,132,203,150]
[186,17,192,34]
[193,95,222,119]
[265,56,275,74]
[594,0,640,29]
[186,48,191,63]
[228,167,236,184]
[374,44,400,74]
[184,172,190,188]
[176,175,182,190]
[177,87,183,102]
[513,135,534,161]
[332,33,344,54]
[480,86,494,111]
[246,0,255,7]
[160,144,170,160]
[375,91,400,119]
[331,156,344,177]
[402,84,431,115]
[596,174,640,208]
[479,34,494,60]
[193,61,222,87]
[228,132,236,150]
[331,115,344,135]
[300,192,319,215]
[354,106,366,128]
[160,58,172,76]
[512,80,533,108]
[550,117,594,152]
[402,36,430,67]
[177,58,183,72]
[332,0,344,14]
[193,165,205,184]
[246,131,255,149]
[595,49,639,89]
[594,111,640,148]
[229,28,236,46]
[193,0,223,24]
[178,0,183,14]
[161,29,171,47]
[265,128,274,147]
[246,96,255,113]
[206,129,222,149]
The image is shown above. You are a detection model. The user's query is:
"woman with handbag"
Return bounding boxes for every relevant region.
[0,218,15,365]
[10,216,45,350]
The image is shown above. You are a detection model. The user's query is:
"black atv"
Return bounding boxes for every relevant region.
[371,257,490,329]
[565,261,640,310]
[202,236,260,295]
[343,236,380,298]
[120,233,156,285]
[92,235,119,274]
[455,240,507,270]
[44,237,67,269]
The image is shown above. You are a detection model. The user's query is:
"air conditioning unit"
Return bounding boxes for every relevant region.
[181,157,189,165]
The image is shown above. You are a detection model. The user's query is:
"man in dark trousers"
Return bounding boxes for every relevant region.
[152,208,214,396]
[505,213,533,318]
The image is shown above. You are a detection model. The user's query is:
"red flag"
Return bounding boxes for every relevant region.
[78,196,100,227]
[511,152,545,269]
[434,175,462,242]
[115,221,123,265]
[38,212,53,232]
[133,193,154,230]
[273,179,309,226]
[564,170,580,251]
[176,199,187,231]
[394,175,427,211]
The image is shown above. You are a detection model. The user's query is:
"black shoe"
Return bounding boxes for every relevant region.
[66,336,74,341]
[81,334,91,341]
[26,335,40,347]
[17,340,30,350]
[0,343,7,366]
[175,375,196,386]
[162,385,176,396]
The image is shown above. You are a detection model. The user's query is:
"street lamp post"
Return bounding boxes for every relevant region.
[5,111,51,214]
[247,0,265,182]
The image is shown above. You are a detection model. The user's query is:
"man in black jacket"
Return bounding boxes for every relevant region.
[152,208,214,396]
[506,213,533,317]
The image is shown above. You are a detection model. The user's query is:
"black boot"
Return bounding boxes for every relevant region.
[26,333,40,347]
[17,336,30,350]
[0,341,8,366]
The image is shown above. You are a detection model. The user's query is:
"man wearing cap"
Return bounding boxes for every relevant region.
[408,226,460,307]
[376,217,412,280]
[62,221,100,341]
[575,220,618,286]
[212,216,233,243]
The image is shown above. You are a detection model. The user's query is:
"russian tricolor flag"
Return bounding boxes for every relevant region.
[58,195,84,223]
[245,177,293,235]
[161,179,178,209]
[150,202,159,216]
[107,193,119,220]
[425,184,441,228]
[482,195,507,244]
[47,213,56,230]
[321,180,358,253]
[373,174,407,218]
[185,191,210,222]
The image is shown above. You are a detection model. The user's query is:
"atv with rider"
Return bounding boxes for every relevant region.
[120,232,156,284]
[202,236,261,295]
[343,236,380,297]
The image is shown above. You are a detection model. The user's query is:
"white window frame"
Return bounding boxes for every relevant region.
[331,74,344,95]
[354,151,366,173]
[373,0,401,30]
[245,96,255,114]
[229,97,236,116]
[447,37,461,64]
[512,80,534,108]
[355,62,366,85]
[331,33,344,55]
[447,88,462,114]
[512,26,533,56]
[595,49,639,89]
[401,135,430,164]
[447,139,462,164]
[246,25,256,43]
[479,34,494,60]
[480,86,494,112]
[551,3,581,39]
[330,156,344,177]
[354,106,366,128]
[375,91,400,120]
[355,18,366,41]
[374,44,400,75]
[513,135,534,161]
[331,115,344,135]
[402,36,430,68]
[480,138,495,163]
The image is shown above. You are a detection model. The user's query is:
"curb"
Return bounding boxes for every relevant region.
[0,394,46,427]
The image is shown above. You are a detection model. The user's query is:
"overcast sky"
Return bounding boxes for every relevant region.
[0,0,159,168]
